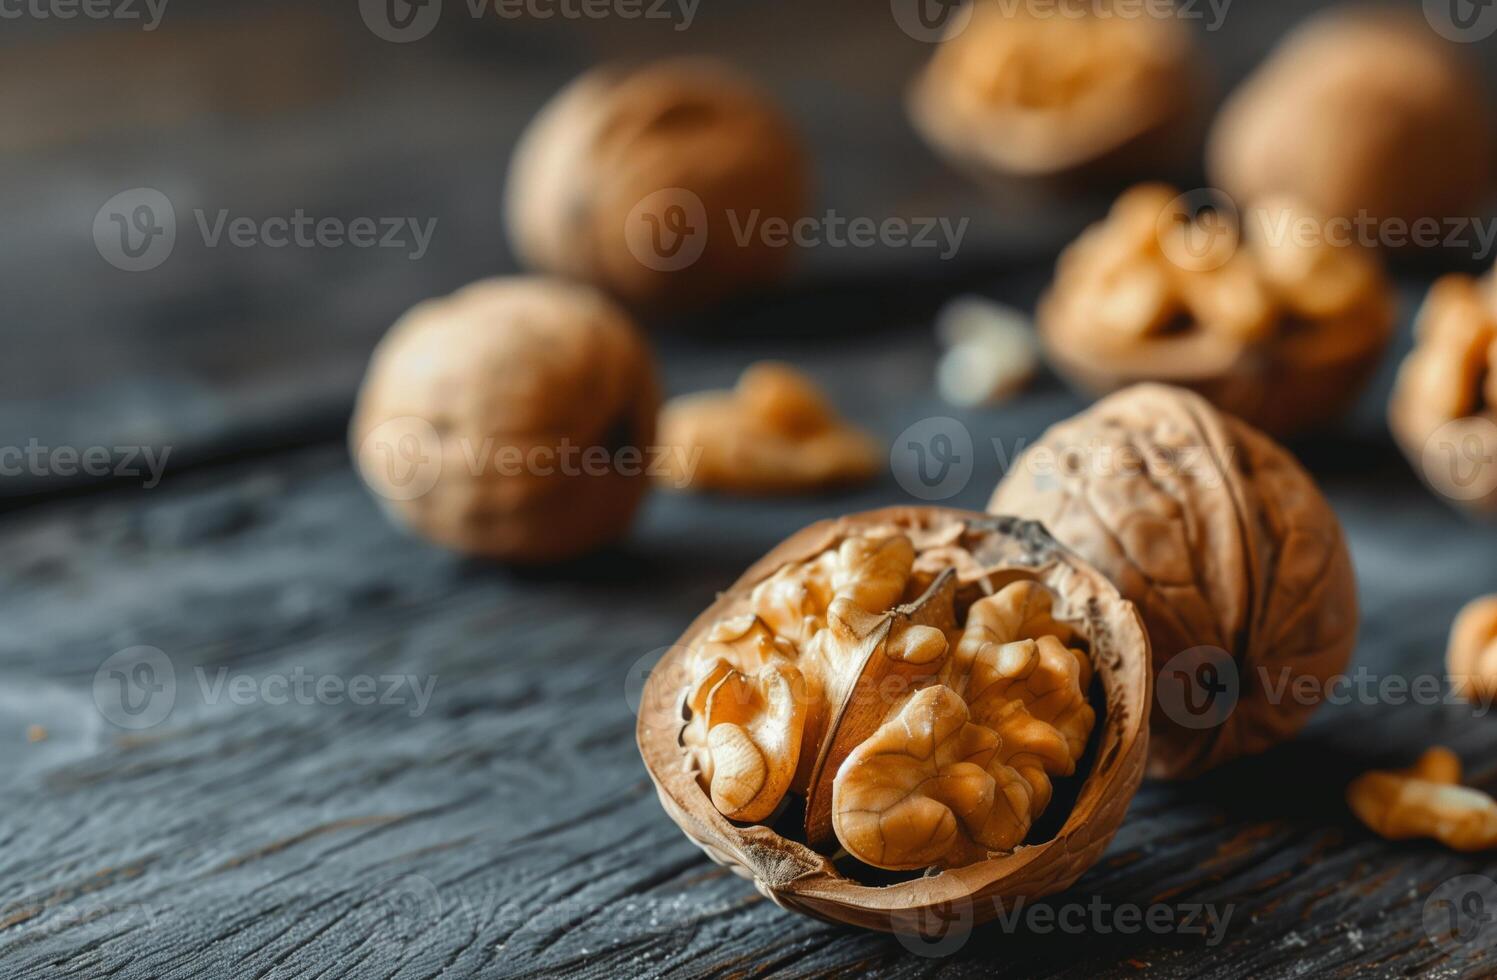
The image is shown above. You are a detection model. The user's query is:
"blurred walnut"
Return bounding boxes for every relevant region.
[1449,596,1497,704]
[639,509,1148,928]
[350,277,659,563]
[1040,184,1396,435]
[656,362,879,494]
[908,1,1202,185]
[990,384,1359,778]
[1348,748,1497,852]
[505,58,808,312]
[935,297,1039,407]
[1389,272,1497,513]
[1209,7,1494,235]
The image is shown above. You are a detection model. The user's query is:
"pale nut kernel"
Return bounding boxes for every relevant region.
[832,685,1036,870]
[935,297,1041,407]
[1246,195,1377,320]
[700,663,808,822]
[1347,748,1497,852]
[1448,595,1497,704]
[656,362,880,494]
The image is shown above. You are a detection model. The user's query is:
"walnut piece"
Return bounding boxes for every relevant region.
[505,58,807,312]
[935,297,1039,407]
[656,362,880,494]
[1208,7,1494,234]
[1449,596,1497,704]
[1348,748,1497,852]
[908,1,1200,182]
[1040,184,1395,436]
[1389,272,1497,514]
[350,276,659,562]
[991,383,1358,778]
[680,523,1094,871]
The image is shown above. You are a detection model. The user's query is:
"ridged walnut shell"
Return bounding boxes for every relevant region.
[1207,7,1494,233]
[505,58,808,312]
[991,385,1358,778]
[637,508,1150,931]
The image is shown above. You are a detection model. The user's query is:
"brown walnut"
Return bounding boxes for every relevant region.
[990,384,1358,779]
[350,276,660,563]
[1208,7,1495,235]
[504,58,808,312]
[1039,184,1396,436]
[638,508,1149,931]
[908,1,1202,185]
[1389,271,1497,514]
[1448,595,1497,703]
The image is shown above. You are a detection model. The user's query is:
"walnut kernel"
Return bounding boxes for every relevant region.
[1449,596,1497,704]
[1348,748,1497,852]
[656,362,879,494]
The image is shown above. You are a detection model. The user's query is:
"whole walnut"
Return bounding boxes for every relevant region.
[505,58,808,312]
[908,1,1203,186]
[1389,271,1497,514]
[350,276,660,563]
[990,384,1358,779]
[1208,7,1494,234]
[1039,183,1396,436]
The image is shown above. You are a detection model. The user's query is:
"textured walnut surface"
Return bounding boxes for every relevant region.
[991,384,1359,778]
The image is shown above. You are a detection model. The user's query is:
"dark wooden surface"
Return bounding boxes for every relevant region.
[5,1,1497,977]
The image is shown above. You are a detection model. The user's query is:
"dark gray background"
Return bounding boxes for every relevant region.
[3,0,1497,977]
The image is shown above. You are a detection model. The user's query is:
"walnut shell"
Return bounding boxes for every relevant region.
[990,384,1358,779]
[1389,272,1497,514]
[1038,184,1397,436]
[1208,7,1495,234]
[350,276,660,563]
[907,3,1203,187]
[504,58,808,312]
[637,508,1150,931]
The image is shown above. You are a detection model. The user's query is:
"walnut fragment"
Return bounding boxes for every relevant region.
[656,362,880,495]
[1348,748,1497,852]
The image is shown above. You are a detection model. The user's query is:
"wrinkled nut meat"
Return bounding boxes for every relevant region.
[505,58,808,311]
[350,277,660,562]
[638,508,1149,930]
[1448,596,1497,704]
[991,384,1358,779]
[908,1,1201,183]
[1209,7,1494,234]
[1040,184,1396,436]
[1389,272,1497,513]
[1348,748,1497,852]
[656,362,880,494]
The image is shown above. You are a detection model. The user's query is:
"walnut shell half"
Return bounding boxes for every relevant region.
[637,508,1149,931]
[990,384,1358,778]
